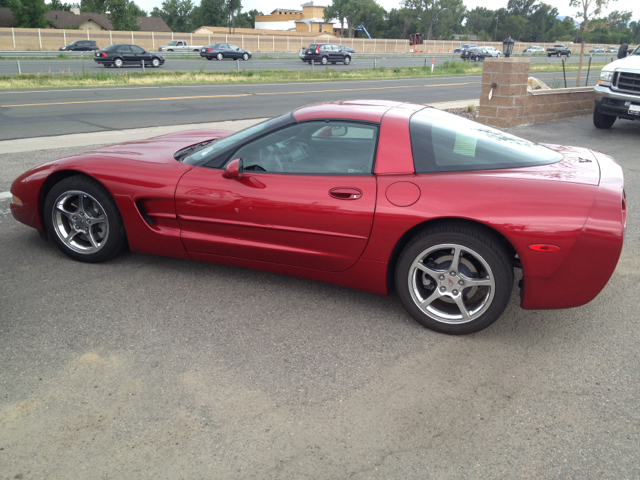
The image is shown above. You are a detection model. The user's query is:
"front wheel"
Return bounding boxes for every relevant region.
[566,52,571,57]
[242,53,249,61]
[216,53,223,61]
[344,55,351,65]
[395,225,513,335]
[43,175,127,263]
[151,58,160,68]
[593,107,616,129]
[497,53,501,57]
[114,57,124,68]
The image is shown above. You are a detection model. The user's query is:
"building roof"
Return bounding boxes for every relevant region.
[0,7,16,27]
[270,9,302,13]
[42,10,172,32]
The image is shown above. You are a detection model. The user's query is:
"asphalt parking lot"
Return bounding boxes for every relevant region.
[1,115,639,479]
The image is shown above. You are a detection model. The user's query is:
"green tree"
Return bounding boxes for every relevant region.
[151,0,194,32]
[466,7,496,37]
[9,0,51,27]
[403,0,465,40]
[108,0,141,30]
[191,0,226,28]
[324,0,359,38]
[570,0,618,86]
[526,3,559,42]
[354,0,386,37]
[498,13,528,40]
[233,8,262,28]
[48,0,72,10]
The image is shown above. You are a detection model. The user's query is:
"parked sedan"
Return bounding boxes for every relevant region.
[93,44,165,68]
[482,46,502,57]
[523,45,544,53]
[9,100,626,335]
[299,44,352,65]
[200,43,252,61]
[59,40,99,52]
[461,47,492,61]
[454,43,477,53]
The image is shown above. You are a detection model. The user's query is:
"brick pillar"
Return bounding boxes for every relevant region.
[477,58,530,128]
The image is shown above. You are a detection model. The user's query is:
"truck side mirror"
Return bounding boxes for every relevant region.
[618,44,628,59]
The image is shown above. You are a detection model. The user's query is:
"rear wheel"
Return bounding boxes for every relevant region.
[206,56,212,60]
[593,107,617,129]
[321,56,328,65]
[395,225,513,335]
[557,52,561,57]
[43,175,127,263]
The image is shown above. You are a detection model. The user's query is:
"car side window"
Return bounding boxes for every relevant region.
[118,46,132,53]
[229,44,239,50]
[228,121,378,175]
[131,46,144,54]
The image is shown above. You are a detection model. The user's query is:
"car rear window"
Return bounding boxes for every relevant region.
[409,108,563,173]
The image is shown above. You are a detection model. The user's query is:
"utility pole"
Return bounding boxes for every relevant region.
[495,15,499,41]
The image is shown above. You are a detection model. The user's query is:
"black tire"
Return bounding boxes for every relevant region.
[557,52,561,57]
[395,225,513,335]
[114,57,124,68]
[344,56,351,65]
[193,49,199,52]
[567,52,571,57]
[207,56,212,60]
[593,107,617,129]
[43,175,127,263]
[167,49,173,52]
[151,57,160,68]
[321,56,328,65]
[216,53,223,61]
[242,53,249,61]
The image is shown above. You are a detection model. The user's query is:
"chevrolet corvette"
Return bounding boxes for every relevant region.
[10,100,626,334]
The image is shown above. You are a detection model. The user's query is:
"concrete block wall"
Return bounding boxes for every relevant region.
[477,57,594,128]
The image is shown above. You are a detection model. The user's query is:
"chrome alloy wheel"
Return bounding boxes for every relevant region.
[52,191,109,254]
[408,243,495,324]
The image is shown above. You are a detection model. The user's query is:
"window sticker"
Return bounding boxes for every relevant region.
[453,133,477,157]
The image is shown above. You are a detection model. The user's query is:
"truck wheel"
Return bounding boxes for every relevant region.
[167,49,173,52]
[557,52,561,57]
[193,49,199,52]
[567,52,571,57]
[593,107,616,129]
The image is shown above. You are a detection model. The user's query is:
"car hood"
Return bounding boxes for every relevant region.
[602,54,640,71]
[84,129,234,164]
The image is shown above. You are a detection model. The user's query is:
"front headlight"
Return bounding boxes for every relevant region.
[598,70,614,86]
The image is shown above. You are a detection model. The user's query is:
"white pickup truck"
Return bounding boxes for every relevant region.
[157,41,203,52]
[594,44,640,128]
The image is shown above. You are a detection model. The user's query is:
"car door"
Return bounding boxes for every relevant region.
[175,121,379,272]
[130,45,148,63]
[228,44,241,59]
[117,45,134,63]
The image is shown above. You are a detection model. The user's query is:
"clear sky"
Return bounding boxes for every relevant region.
[122,0,640,23]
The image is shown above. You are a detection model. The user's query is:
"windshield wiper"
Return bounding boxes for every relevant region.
[174,140,215,162]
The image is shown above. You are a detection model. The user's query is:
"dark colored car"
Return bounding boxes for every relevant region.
[547,45,572,57]
[339,45,355,54]
[299,44,352,65]
[454,43,477,54]
[200,43,252,61]
[9,100,626,335]
[461,47,491,61]
[93,44,165,68]
[59,40,99,52]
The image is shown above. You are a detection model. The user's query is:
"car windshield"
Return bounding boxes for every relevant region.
[183,114,291,165]
[167,41,178,46]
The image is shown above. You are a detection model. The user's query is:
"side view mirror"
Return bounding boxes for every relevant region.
[222,158,243,179]
[618,44,628,59]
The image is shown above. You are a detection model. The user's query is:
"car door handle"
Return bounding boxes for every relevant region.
[329,187,362,200]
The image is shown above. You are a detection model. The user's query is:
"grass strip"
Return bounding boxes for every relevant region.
[0,61,608,90]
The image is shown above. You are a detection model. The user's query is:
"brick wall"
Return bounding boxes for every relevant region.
[477,57,594,128]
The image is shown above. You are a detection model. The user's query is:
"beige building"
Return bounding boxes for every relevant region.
[255,2,338,34]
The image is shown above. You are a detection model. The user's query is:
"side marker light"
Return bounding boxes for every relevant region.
[528,244,561,252]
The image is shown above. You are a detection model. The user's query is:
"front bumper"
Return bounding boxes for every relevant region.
[594,85,640,120]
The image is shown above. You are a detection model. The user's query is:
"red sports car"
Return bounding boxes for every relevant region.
[10,100,626,335]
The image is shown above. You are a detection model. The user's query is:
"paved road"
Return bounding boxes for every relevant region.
[0,115,638,478]
[0,54,610,76]
[0,71,599,141]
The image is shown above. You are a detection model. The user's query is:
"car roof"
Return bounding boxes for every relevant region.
[293,100,415,123]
